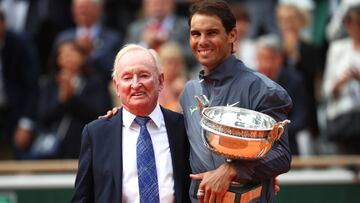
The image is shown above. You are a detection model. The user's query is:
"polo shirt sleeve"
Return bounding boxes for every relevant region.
[233,78,293,182]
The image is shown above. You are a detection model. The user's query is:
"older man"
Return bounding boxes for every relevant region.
[71,44,190,203]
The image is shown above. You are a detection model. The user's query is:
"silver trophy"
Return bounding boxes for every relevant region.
[195,95,290,161]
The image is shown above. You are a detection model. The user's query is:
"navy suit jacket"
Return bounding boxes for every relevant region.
[71,107,191,203]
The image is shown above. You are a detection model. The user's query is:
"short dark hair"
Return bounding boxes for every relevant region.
[188,0,236,33]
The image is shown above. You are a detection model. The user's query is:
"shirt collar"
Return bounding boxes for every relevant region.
[76,23,101,39]
[198,54,239,82]
[147,14,175,32]
[122,103,163,129]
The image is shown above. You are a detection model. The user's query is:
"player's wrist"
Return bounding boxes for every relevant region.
[223,162,237,181]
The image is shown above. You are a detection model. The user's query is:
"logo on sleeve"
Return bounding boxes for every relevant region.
[189,106,198,115]
[227,101,240,107]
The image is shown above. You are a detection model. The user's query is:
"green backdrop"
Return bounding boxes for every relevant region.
[1,183,360,203]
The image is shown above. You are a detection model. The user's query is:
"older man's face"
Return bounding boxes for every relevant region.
[113,50,163,116]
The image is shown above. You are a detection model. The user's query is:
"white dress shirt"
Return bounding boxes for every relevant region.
[122,104,175,203]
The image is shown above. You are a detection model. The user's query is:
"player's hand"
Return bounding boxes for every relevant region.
[98,107,119,119]
[190,163,237,203]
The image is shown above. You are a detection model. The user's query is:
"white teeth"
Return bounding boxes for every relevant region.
[133,92,144,96]
[199,50,211,54]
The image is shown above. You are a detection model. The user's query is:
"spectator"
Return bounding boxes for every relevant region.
[256,35,309,155]
[277,3,323,140]
[35,40,112,159]
[232,4,257,69]
[237,0,279,38]
[125,0,196,68]
[54,0,122,82]
[278,0,315,41]
[26,0,74,75]
[0,10,39,159]
[322,4,360,154]
[101,0,141,35]
[158,42,187,112]
[0,0,30,33]
[326,0,360,41]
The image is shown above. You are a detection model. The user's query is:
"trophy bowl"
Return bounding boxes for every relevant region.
[196,95,290,160]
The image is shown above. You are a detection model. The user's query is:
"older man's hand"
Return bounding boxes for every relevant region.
[190,163,237,203]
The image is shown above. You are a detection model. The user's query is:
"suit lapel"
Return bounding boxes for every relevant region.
[161,107,177,168]
[161,107,182,202]
[109,109,123,200]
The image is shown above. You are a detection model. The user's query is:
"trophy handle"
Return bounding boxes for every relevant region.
[195,95,209,114]
[269,119,291,142]
[201,129,211,149]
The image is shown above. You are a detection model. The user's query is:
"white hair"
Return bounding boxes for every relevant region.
[112,44,162,80]
[256,34,282,54]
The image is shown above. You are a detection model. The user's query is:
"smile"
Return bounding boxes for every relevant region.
[132,92,146,97]
[198,49,213,55]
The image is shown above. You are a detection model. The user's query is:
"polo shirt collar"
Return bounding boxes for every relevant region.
[198,55,238,82]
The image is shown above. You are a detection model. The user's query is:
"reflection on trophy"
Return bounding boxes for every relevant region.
[195,95,290,203]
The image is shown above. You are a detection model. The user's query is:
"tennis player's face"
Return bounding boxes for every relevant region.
[190,14,236,74]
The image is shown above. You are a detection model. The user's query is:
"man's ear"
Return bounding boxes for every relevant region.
[228,27,237,44]
[112,79,120,96]
[158,73,164,92]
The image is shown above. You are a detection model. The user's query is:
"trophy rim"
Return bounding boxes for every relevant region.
[202,106,277,131]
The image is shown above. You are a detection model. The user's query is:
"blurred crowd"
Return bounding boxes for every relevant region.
[0,0,360,160]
